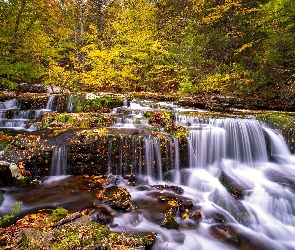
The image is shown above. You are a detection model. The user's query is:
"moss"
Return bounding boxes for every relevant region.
[2,208,156,249]
[77,96,122,112]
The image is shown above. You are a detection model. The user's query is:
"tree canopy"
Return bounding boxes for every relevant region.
[0,0,294,96]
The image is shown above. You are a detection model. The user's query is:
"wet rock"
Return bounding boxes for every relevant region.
[210,225,240,248]
[162,208,179,230]
[212,213,227,223]
[152,184,184,194]
[178,198,194,215]
[211,223,284,250]
[0,189,5,206]
[264,168,295,192]
[105,186,132,210]
[107,174,121,185]
[219,172,244,199]
[190,210,203,222]
[0,161,14,186]
[80,180,104,191]
[81,204,114,225]
[210,190,252,227]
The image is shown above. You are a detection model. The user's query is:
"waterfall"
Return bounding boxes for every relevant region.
[50,145,67,176]
[144,138,154,177]
[144,136,163,180]
[0,99,19,110]
[67,95,75,112]
[173,137,181,184]
[182,117,268,168]
[45,96,55,110]
[264,127,295,164]
[188,125,226,169]
[123,99,128,107]
[222,118,268,165]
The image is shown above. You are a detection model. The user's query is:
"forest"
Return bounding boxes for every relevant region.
[0,0,294,97]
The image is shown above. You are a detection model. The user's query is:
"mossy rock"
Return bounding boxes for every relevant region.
[105,186,132,210]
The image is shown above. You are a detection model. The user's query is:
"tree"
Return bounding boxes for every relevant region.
[260,0,295,88]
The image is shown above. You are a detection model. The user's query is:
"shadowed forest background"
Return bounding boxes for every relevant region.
[0,0,294,98]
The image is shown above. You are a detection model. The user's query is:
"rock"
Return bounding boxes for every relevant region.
[210,190,252,227]
[81,205,114,225]
[264,168,295,192]
[178,198,194,215]
[19,228,42,244]
[0,189,5,207]
[0,161,15,186]
[152,184,184,195]
[52,211,82,228]
[45,86,63,94]
[0,91,16,100]
[17,83,47,93]
[69,215,92,227]
[219,172,244,199]
[162,208,179,230]
[9,163,21,178]
[105,186,132,210]
[211,223,284,250]
[190,210,203,222]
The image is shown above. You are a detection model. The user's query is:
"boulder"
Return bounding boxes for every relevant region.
[0,161,16,186]
[105,186,132,210]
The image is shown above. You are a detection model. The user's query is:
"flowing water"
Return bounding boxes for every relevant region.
[50,145,68,176]
[0,96,55,130]
[1,99,295,249]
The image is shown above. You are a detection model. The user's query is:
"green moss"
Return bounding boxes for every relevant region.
[77,96,122,112]
[51,207,68,221]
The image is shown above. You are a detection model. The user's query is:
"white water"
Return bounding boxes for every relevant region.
[0,97,55,130]
[50,145,67,176]
[2,98,295,249]
[67,95,74,112]
[106,116,295,250]
[45,95,55,110]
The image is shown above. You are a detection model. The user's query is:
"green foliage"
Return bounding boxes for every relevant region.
[77,96,122,112]
[0,0,294,95]
[0,201,22,226]
[178,77,197,95]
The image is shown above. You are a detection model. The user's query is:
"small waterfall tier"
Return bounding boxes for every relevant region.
[50,145,68,176]
[0,96,55,130]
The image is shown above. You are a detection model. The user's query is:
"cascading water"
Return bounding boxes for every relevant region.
[106,107,295,249]
[0,96,56,130]
[2,98,295,250]
[144,136,163,180]
[50,145,67,176]
[45,95,55,110]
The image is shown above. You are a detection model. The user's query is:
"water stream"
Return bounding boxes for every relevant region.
[0,96,56,130]
[1,99,295,249]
